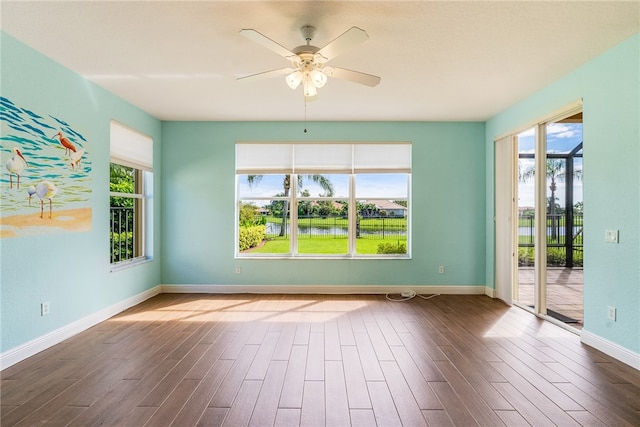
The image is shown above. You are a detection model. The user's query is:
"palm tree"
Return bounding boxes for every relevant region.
[519,158,582,240]
[247,174,334,236]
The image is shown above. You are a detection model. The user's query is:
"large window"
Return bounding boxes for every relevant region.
[109,121,153,265]
[236,142,411,258]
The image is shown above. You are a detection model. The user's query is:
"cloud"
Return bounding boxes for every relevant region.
[518,128,536,137]
[547,123,578,139]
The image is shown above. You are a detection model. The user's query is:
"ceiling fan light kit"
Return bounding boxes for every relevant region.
[239,25,380,101]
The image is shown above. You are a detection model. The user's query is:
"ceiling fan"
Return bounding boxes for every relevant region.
[238,25,381,101]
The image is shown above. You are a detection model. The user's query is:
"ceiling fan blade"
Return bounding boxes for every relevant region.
[239,29,295,59]
[237,68,294,81]
[325,67,381,87]
[317,26,369,61]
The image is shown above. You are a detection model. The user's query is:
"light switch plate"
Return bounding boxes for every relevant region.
[605,229,619,243]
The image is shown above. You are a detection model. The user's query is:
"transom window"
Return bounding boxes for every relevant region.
[236,142,411,258]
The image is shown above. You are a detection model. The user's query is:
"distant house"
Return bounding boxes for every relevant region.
[518,206,534,215]
[366,200,407,217]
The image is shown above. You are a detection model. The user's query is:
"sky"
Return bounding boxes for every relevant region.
[238,173,409,204]
[517,122,583,208]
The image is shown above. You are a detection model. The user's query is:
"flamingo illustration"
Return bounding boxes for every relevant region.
[33,181,57,219]
[70,149,85,170]
[6,147,29,189]
[52,132,76,155]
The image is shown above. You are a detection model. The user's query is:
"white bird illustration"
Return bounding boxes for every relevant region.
[70,149,85,170]
[27,185,36,206]
[6,147,29,189]
[33,181,58,219]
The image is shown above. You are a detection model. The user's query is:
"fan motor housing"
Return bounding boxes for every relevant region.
[292,45,320,55]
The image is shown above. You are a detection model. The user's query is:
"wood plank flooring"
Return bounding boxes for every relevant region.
[1,293,639,426]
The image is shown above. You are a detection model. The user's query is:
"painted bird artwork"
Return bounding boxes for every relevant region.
[1,96,92,238]
[6,147,29,189]
[52,132,77,156]
[70,149,85,170]
[27,181,58,219]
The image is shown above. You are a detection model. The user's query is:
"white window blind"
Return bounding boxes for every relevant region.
[294,143,353,173]
[236,143,292,174]
[110,120,153,171]
[353,144,411,173]
[236,142,410,173]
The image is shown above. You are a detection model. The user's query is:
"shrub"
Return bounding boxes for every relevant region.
[518,247,535,266]
[239,202,266,227]
[377,242,406,254]
[239,225,266,251]
[110,231,134,263]
[518,246,583,267]
[546,248,566,266]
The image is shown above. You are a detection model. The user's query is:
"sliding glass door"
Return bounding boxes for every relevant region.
[498,106,583,329]
[543,113,584,327]
[515,127,536,308]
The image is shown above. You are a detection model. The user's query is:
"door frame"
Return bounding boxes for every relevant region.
[494,101,583,324]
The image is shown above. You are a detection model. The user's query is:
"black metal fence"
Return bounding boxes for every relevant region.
[110,207,136,263]
[518,212,583,267]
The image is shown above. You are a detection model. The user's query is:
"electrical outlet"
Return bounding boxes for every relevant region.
[607,306,616,321]
[41,302,50,316]
[438,265,445,274]
[235,266,242,274]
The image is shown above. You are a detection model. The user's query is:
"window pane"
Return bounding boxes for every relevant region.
[110,162,145,264]
[110,164,135,194]
[238,199,290,255]
[298,174,348,198]
[355,200,408,255]
[297,200,348,255]
[238,174,290,198]
[355,173,408,198]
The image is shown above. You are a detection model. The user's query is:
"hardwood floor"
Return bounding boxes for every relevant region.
[2,294,639,426]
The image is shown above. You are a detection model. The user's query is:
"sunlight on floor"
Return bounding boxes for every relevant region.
[483,311,527,338]
[111,298,369,323]
[483,306,577,339]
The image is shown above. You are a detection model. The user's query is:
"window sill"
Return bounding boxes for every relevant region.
[235,254,411,260]
[110,257,152,272]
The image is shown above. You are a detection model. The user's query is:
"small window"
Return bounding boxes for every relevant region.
[109,121,153,265]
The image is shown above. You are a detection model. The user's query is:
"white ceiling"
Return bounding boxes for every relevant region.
[1,1,638,122]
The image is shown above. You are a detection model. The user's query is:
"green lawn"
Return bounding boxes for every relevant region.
[244,236,407,255]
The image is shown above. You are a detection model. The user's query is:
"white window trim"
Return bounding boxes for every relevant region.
[109,120,154,267]
[235,142,412,259]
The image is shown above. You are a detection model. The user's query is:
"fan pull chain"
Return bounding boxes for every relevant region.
[304,98,308,133]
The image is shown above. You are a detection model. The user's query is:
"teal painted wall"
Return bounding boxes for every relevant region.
[0,33,162,353]
[161,121,486,288]
[485,33,640,353]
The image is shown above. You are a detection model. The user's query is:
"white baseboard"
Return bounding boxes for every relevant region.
[581,330,640,371]
[0,285,161,371]
[160,284,488,295]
